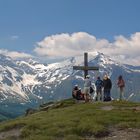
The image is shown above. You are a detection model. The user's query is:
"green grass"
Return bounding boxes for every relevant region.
[0,99,140,140]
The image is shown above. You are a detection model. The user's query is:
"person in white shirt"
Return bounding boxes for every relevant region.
[83,75,91,102]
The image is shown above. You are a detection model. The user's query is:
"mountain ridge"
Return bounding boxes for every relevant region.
[0,52,140,119]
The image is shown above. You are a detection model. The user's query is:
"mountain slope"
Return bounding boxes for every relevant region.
[0,52,140,120]
[0,99,140,140]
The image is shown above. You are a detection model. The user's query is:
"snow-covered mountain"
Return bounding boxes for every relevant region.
[0,52,140,118]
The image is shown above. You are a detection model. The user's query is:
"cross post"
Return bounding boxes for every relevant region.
[73,52,99,79]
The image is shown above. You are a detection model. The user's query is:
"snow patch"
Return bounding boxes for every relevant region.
[22,73,40,86]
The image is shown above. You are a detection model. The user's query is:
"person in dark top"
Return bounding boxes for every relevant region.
[103,75,112,101]
[95,76,103,101]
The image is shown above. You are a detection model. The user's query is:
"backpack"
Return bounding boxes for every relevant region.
[118,79,125,87]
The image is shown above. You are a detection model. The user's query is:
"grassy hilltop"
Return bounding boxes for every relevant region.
[0,99,140,140]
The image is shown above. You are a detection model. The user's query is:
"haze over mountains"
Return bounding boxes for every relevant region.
[0,52,140,120]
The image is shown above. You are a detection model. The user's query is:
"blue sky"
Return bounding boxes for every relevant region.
[0,0,140,65]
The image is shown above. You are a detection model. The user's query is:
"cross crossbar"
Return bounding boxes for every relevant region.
[73,52,99,78]
[73,66,99,71]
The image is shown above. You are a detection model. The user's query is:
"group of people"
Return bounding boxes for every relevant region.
[72,74,125,102]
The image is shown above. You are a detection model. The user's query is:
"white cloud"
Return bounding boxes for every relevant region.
[34,32,109,57]
[0,49,33,59]
[34,32,140,66]
[10,35,19,40]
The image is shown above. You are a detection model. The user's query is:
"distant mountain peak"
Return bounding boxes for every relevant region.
[0,52,139,107]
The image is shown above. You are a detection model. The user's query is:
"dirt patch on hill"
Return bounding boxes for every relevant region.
[120,106,140,112]
[101,105,140,112]
[102,128,140,140]
[0,128,22,140]
[84,128,140,140]
[101,105,114,111]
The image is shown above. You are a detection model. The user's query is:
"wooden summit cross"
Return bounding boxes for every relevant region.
[73,52,99,79]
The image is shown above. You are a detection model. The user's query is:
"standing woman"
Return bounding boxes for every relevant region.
[103,75,112,101]
[117,75,125,100]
